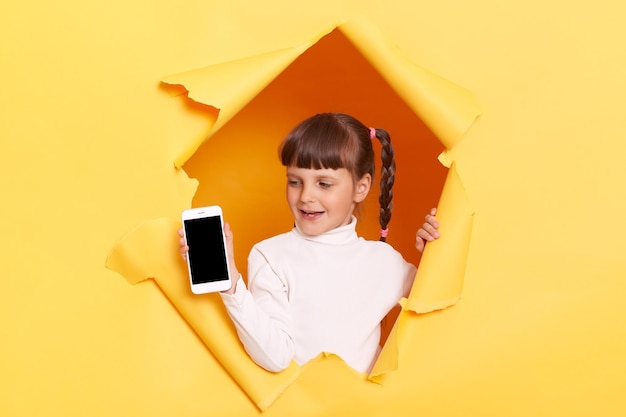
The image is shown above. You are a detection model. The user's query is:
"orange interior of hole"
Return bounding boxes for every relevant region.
[183,29,448,280]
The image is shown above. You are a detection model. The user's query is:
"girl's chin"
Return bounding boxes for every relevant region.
[294,221,326,237]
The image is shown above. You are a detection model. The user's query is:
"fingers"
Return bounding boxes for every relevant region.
[223,222,235,258]
[419,222,440,240]
[415,227,433,253]
[420,208,440,238]
[178,228,189,259]
[179,242,189,259]
[223,222,239,277]
[425,208,439,230]
[415,207,440,253]
[415,237,425,253]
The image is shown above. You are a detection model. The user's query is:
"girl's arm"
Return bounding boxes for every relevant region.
[179,224,294,371]
[219,249,294,372]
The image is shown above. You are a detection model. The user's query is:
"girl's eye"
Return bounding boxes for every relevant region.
[318,182,332,189]
[287,179,301,186]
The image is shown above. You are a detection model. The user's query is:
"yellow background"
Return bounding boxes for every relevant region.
[2,1,625,416]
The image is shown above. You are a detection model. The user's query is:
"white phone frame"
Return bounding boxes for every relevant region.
[181,205,232,294]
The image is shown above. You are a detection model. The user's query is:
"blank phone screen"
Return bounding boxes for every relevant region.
[183,216,229,284]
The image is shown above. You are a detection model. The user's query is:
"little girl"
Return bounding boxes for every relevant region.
[179,112,440,373]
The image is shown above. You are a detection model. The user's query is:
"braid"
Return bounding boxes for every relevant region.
[282,114,398,242]
[374,128,396,242]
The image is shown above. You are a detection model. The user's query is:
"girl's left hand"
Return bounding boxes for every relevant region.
[415,207,440,253]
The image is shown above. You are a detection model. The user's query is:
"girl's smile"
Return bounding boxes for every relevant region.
[299,209,323,220]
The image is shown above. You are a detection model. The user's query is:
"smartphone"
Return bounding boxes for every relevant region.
[181,205,232,294]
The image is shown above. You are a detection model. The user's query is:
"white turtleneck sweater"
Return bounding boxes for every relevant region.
[220,218,416,373]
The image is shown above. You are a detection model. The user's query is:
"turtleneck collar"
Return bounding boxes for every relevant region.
[292,216,359,245]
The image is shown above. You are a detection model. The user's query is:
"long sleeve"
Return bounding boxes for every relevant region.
[219,219,417,374]
[219,248,294,372]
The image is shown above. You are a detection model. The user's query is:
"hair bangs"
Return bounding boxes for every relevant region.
[280,115,358,171]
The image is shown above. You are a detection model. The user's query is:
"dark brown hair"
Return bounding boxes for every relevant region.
[279,113,396,242]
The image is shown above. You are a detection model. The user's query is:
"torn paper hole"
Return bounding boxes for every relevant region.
[107,15,480,411]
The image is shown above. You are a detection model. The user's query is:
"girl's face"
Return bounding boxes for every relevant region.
[285,166,371,237]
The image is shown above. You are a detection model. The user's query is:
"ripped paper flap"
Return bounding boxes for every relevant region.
[163,16,480,168]
[339,16,480,149]
[105,218,300,411]
[406,162,474,313]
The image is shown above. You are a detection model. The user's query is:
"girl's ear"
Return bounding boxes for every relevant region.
[354,173,372,203]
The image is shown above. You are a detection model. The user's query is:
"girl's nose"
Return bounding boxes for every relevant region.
[300,184,316,203]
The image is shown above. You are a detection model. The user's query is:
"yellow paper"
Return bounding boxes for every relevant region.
[105,218,300,411]
[405,162,474,313]
[368,299,408,383]
[4,1,626,416]
[164,16,480,169]
[149,18,479,408]
[339,16,481,149]
[163,44,313,167]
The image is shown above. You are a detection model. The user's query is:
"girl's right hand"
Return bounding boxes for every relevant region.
[177,223,241,294]
[221,222,240,294]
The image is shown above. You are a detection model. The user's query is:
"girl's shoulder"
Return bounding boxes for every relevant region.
[358,237,404,256]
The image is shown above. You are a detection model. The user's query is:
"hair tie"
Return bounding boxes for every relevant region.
[369,127,376,139]
[379,228,389,238]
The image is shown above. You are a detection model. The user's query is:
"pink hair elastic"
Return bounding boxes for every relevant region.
[379,228,389,238]
[369,127,376,139]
